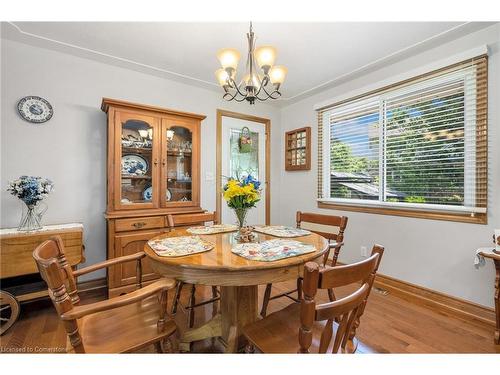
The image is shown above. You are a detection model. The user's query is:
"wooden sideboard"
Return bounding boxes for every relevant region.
[0,223,84,333]
[101,98,208,297]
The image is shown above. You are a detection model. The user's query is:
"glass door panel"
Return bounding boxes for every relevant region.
[164,125,193,203]
[229,128,259,178]
[119,117,157,207]
[166,126,193,202]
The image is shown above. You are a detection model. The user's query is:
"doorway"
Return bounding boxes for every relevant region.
[216,109,270,225]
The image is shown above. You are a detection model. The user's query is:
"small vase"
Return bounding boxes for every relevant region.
[233,207,249,229]
[18,201,47,232]
[232,207,251,242]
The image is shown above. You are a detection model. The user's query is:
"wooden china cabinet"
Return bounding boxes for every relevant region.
[101,98,206,297]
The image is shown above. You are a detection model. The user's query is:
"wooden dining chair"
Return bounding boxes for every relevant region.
[33,236,177,353]
[243,245,384,353]
[260,211,348,317]
[167,211,219,328]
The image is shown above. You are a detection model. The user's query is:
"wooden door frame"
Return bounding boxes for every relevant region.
[216,109,271,225]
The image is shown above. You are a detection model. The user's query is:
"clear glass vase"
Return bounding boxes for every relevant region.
[18,201,47,232]
[232,207,255,242]
[233,207,249,229]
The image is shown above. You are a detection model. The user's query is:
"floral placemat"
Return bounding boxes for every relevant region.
[186,224,239,235]
[231,239,316,262]
[253,225,311,238]
[148,236,214,257]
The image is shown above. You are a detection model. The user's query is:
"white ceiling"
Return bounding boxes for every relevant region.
[2,22,495,105]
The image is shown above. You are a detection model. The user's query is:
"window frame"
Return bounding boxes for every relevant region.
[317,56,488,225]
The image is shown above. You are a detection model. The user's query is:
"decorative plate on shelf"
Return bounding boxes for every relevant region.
[17,96,53,123]
[142,186,153,201]
[121,154,148,175]
[166,188,172,201]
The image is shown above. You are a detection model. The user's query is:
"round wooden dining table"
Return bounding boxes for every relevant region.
[144,227,329,353]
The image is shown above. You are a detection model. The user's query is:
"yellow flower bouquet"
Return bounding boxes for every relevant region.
[223,175,261,228]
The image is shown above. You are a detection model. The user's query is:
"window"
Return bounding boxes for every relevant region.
[317,56,487,223]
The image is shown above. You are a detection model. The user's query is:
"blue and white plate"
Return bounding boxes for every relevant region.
[121,154,148,175]
[142,187,172,202]
[142,186,153,201]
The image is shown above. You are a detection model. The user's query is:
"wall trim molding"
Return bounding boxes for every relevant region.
[333,260,495,327]
[6,22,219,90]
[373,273,496,327]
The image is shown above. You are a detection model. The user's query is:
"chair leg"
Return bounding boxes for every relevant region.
[349,301,367,341]
[211,286,219,317]
[260,283,272,318]
[187,284,196,328]
[155,337,175,353]
[155,341,163,353]
[171,281,184,315]
[297,278,303,301]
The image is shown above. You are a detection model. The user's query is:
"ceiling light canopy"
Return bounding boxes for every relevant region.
[215,23,287,105]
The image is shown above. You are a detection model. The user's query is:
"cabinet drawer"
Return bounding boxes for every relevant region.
[115,216,164,232]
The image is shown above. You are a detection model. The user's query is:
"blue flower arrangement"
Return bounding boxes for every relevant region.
[7,176,54,206]
[242,174,261,190]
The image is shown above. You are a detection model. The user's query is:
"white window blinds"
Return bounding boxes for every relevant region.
[318,56,487,216]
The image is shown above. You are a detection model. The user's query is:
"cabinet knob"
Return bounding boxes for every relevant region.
[132,222,146,229]
[154,159,158,166]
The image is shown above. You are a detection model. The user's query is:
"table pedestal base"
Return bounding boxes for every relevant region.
[179,285,258,353]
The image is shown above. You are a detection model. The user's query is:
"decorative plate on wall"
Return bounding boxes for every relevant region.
[17,96,53,123]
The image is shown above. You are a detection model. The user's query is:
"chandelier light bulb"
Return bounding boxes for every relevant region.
[217,48,240,70]
[242,73,261,88]
[215,68,230,87]
[255,46,277,71]
[269,65,288,85]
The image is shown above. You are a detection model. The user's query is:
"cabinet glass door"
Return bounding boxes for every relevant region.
[116,112,159,209]
[161,119,198,206]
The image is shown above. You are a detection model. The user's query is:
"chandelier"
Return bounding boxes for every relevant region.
[215,23,287,105]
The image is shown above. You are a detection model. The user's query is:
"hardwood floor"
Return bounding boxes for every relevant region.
[1,280,499,354]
